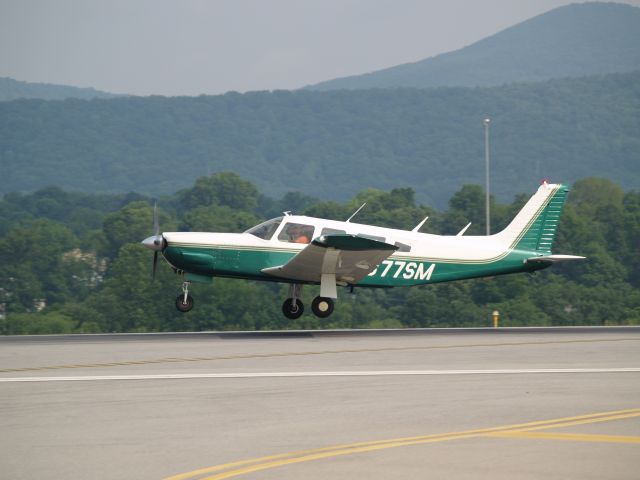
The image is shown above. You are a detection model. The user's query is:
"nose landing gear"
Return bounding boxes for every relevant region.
[175,281,194,313]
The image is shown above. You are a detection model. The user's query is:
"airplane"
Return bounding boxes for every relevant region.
[142,181,584,319]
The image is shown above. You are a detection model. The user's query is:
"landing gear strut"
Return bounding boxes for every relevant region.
[175,281,194,313]
[282,284,304,319]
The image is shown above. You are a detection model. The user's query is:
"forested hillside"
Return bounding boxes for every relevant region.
[1,173,638,334]
[308,2,640,90]
[1,71,639,208]
[0,77,120,101]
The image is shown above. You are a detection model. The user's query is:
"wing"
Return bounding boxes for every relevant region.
[262,234,398,288]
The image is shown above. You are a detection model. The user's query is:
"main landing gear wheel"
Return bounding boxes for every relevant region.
[175,294,194,312]
[282,298,304,320]
[312,296,334,318]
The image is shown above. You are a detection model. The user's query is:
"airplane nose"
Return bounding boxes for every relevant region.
[142,235,164,251]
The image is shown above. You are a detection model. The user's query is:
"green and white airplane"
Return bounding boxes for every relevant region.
[142,182,584,319]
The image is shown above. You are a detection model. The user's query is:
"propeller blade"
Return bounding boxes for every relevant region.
[144,201,163,279]
[153,201,159,237]
[153,251,158,279]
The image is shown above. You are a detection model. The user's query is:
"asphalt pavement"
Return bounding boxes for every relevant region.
[1,327,639,479]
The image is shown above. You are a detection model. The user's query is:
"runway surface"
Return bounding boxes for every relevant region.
[1,327,639,479]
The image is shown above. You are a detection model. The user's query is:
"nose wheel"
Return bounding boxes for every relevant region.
[176,294,194,312]
[175,282,194,313]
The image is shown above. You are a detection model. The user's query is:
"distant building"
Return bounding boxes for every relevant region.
[34,299,47,312]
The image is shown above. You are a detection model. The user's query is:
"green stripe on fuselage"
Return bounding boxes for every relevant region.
[162,245,544,287]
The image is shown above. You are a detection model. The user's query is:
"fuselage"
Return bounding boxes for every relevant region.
[161,215,543,287]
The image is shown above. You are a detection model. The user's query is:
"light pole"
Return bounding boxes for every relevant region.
[484,117,491,236]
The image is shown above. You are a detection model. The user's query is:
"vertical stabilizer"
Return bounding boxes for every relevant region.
[494,183,569,254]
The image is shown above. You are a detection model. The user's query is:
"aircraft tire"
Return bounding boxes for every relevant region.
[175,294,194,313]
[311,296,334,318]
[282,298,304,319]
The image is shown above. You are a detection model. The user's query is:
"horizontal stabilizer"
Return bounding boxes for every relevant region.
[526,254,586,265]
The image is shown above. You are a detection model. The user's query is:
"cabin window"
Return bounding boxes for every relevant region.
[357,233,385,243]
[245,217,282,240]
[395,241,412,252]
[321,228,346,236]
[278,222,315,244]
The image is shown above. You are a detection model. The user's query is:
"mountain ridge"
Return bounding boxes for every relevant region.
[0,77,122,101]
[1,70,638,208]
[306,2,640,91]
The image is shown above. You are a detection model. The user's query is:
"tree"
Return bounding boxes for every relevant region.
[2,175,638,333]
[178,172,259,211]
[102,201,166,258]
[83,244,176,332]
[440,184,487,235]
[0,219,86,313]
[570,177,625,218]
[180,205,259,233]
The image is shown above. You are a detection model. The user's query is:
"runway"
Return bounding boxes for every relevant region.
[1,327,639,479]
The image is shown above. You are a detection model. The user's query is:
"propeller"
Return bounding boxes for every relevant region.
[141,201,165,279]
[153,250,158,279]
[152,202,160,278]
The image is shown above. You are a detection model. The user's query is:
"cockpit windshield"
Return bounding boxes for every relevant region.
[244,217,283,240]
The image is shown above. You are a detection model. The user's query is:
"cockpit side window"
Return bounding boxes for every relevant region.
[357,233,385,243]
[278,222,315,244]
[321,228,346,236]
[245,217,283,240]
[394,241,412,252]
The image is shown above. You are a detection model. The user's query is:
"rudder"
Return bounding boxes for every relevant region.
[494,183,570,254]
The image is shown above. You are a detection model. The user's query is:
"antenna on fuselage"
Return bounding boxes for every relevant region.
[346,203,367,223]
[456,222,472,236]
[411,216,429,232]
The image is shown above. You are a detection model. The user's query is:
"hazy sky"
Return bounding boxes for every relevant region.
[2,0,640,96]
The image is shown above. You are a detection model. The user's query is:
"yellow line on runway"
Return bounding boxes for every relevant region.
[2,337,638,373]
[164,408,640,480]
[514,410,640,431]
[487,431,640,444]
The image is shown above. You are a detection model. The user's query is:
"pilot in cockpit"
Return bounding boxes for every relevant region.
[285,224,311,244]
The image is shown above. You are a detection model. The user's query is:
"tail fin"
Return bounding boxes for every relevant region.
[494,183,569,254]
